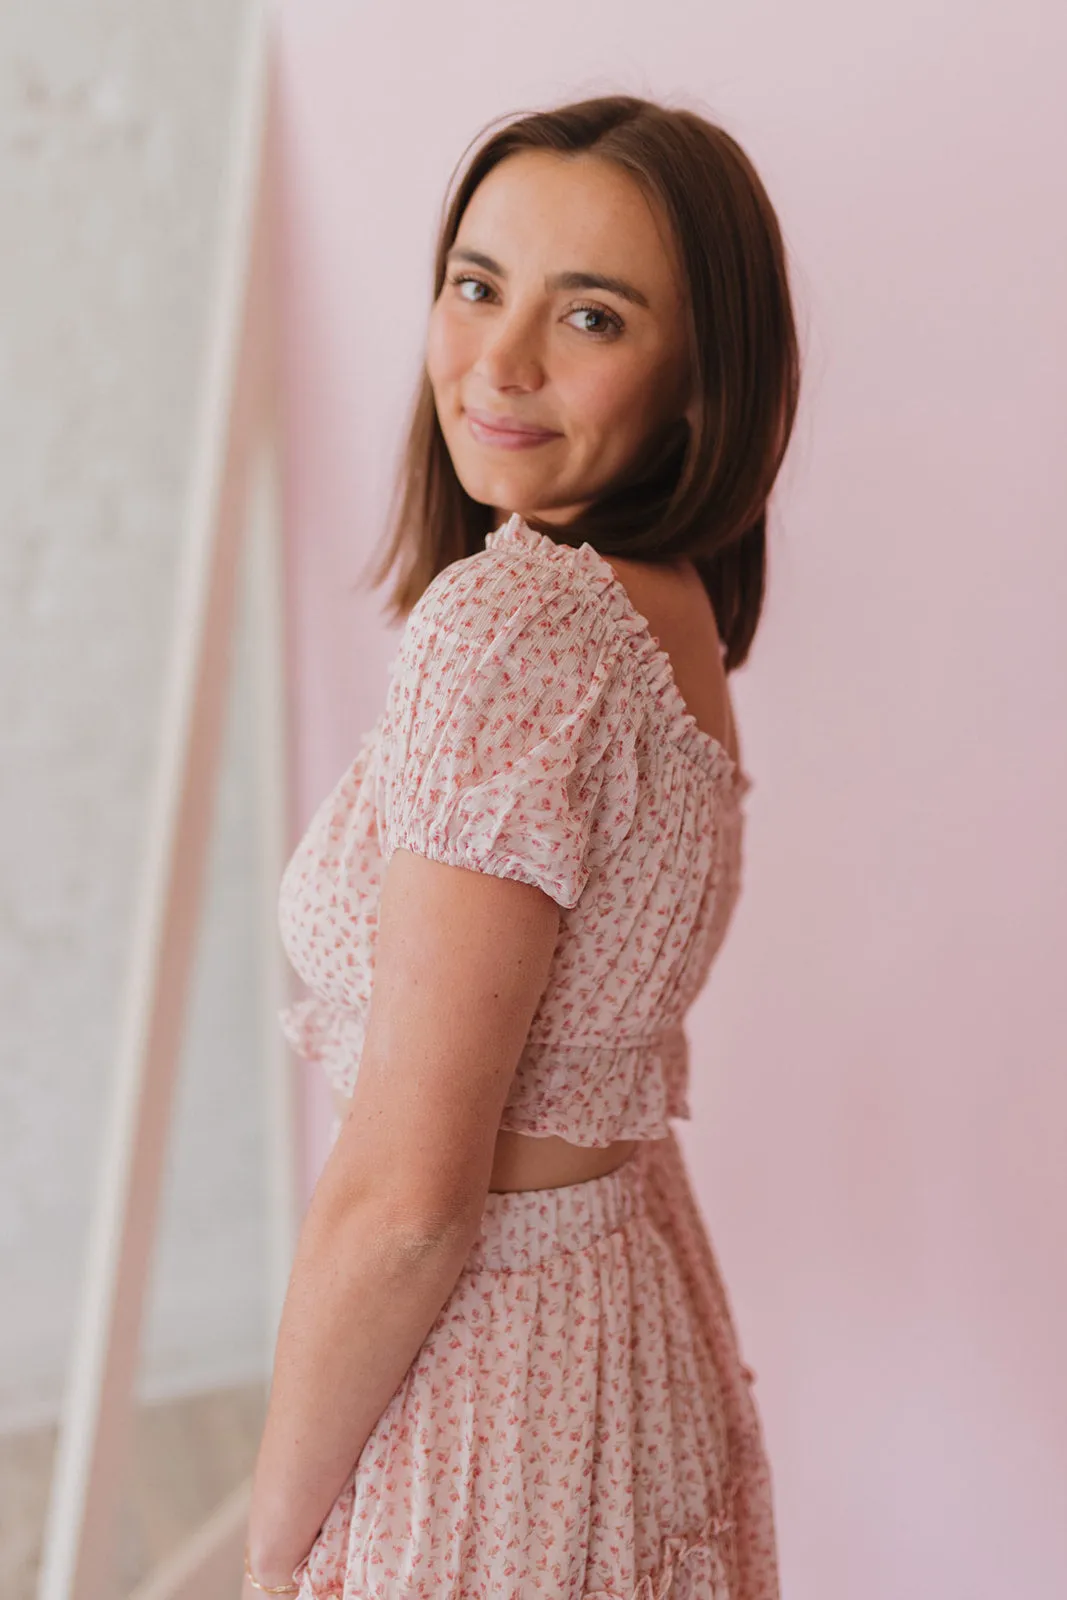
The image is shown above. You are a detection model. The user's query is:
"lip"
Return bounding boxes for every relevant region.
[465,407,561,447]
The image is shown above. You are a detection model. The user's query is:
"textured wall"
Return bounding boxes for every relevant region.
[1,0,270,1430]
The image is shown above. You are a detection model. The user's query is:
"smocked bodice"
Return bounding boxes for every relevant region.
[275,513,753,1148]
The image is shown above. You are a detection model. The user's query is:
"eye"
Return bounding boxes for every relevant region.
[444,273,624,341]
[447,272,494,303]
[564,303,624,341]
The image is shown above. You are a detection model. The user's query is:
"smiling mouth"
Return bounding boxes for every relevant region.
[465,410,561,449]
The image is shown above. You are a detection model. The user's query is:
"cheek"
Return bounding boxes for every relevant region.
[425,303,473,393]
[566,358,655,454]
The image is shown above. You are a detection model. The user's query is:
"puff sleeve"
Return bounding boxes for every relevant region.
[374,550,639,909]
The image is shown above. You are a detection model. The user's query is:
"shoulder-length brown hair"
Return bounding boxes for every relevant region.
[361,94,800,674]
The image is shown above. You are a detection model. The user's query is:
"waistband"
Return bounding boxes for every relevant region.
[462,1147,648,1273]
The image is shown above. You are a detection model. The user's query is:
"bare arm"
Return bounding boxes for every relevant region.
[243,845,561,1588]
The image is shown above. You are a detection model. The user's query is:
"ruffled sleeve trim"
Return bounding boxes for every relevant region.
[374,544,643,910]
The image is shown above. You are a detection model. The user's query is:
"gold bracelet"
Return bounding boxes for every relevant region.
[243,1546,300,1594]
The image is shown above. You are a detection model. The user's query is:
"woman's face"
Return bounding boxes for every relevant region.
[425,150,693,528]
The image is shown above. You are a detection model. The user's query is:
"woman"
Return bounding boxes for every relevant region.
[242,93,799,1599]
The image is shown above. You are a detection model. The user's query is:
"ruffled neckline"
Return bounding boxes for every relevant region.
[484,513,753,798]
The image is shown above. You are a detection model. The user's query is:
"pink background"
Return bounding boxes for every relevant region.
[274,2,1067,1593]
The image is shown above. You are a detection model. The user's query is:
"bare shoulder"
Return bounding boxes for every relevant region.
[598,552,739,766]
[599,550,709,621]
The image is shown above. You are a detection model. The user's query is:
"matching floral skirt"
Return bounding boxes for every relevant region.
[293,1128,779,1599]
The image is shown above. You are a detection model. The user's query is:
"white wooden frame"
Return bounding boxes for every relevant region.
[36,5,295,1596]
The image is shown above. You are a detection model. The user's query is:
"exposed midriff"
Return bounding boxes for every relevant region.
[331,1087,638,1193]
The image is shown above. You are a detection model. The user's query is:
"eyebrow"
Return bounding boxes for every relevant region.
[445,246,651,310]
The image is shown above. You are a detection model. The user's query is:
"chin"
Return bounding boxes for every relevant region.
[453,459,551,512]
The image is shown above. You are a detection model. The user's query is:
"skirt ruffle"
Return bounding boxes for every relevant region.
[293,1129,778,1599]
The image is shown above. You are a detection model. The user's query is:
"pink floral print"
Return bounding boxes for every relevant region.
[278,515,753,1147]
[276,515,778,1595]
[291,1134,777,1600]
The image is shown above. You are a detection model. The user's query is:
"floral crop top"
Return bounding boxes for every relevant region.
[276,513,754,1148]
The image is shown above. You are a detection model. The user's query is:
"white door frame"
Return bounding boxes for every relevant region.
[36,5,296,1595]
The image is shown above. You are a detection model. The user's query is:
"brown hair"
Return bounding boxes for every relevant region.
[360,94,801,673]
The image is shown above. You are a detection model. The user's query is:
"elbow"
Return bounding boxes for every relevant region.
[376,1201,475,1267]
[314,1184,480,1273]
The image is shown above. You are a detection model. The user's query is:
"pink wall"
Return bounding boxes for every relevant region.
[275,3,1067,1593]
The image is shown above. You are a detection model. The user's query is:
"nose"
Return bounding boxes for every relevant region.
[473,304,545,393]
